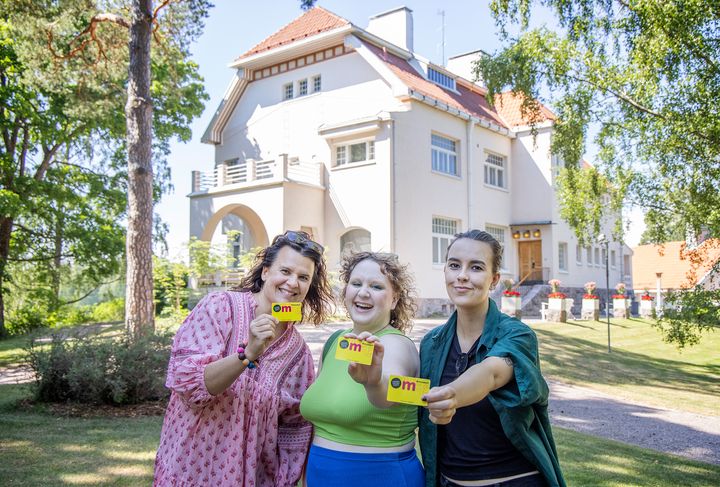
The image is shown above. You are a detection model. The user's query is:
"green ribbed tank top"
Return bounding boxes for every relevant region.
[300,327,418,447]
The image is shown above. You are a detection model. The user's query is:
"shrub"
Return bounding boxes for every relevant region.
[6,305,55,336]
[27,330,173,405]
[91,298,125,322]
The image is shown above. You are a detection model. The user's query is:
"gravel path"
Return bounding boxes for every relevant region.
[2,320,718,466]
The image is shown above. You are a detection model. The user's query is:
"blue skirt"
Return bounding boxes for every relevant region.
[306,444,425,487]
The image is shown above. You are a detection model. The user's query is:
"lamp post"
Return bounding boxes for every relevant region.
[598,234,611,353]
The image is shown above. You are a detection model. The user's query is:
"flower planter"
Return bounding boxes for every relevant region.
[547,297,567,323]
[581,298,600,321]
[613,298,629,318]
[501,296,522,319]
[639,299,654,318]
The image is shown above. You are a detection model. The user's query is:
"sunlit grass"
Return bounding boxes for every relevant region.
[533,318,720,415]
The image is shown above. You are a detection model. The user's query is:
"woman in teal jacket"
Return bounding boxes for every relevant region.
[419,230,565,487]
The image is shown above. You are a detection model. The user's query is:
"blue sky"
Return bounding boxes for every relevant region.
[158,0,643,258]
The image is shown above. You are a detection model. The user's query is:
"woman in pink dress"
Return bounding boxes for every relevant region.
[154,231,334,487]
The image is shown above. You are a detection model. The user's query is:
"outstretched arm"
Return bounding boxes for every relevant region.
[423,356,513,424]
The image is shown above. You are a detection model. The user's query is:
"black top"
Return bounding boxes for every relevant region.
[438,334,537,480]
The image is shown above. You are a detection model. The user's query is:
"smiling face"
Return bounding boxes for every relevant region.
[344,259,398,333]
[444,238,501,311]
[258,245,315,312]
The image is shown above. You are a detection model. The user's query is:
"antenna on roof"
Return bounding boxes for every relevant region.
[437,9,446,65]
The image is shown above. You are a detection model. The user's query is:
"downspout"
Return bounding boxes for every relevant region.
[466,118,474,229]
[389,117,397,252]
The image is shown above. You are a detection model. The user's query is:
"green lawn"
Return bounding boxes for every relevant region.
[533,318,720,416]
[0,396,718,487]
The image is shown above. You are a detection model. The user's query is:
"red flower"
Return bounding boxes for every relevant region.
[612,294,627,299]
[548,292,567,299]
[503,290,521,297]
[583,294,599,299]
[641,295,653,301]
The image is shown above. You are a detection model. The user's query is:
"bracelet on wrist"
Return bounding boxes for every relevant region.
[237,343,258,369]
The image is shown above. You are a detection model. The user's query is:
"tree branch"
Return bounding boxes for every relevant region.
[60,276,122,306]
[46,13,130,61]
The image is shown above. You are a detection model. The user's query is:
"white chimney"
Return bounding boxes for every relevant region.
[446,49,487,82]
[367,6,413,53]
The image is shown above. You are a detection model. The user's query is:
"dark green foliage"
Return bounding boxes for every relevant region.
[27,330,172,404]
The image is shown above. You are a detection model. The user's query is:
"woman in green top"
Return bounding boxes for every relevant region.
[300,252,424,486]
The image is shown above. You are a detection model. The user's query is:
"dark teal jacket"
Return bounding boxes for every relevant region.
[418,299,566,487]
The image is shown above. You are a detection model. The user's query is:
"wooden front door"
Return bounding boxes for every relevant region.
[518,240,543,282]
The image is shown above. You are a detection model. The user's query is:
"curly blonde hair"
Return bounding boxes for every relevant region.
[340,252,417,334]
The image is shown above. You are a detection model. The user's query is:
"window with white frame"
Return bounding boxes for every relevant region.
[594,248,600,267]
[611,250,617,268]
[484,152,507,189]
[431,134,459,176]
[432,217,458,264]
[428,67,456,90]
[485,225,505,249]
[576,244,583,264]
[312,75,322,93]
[602,248,607,267]
[283,82,293,100]
[558,242,568,271]
[298,79,308,96]
[586,246,592,265]
[335,140,375,166]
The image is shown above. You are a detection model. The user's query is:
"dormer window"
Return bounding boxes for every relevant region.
[428,67,456,91]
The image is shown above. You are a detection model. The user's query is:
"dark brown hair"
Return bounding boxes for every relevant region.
[340,251,417,334]
[235,231,334,324]
[446,229,503,274]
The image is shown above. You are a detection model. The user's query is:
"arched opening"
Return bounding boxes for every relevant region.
[340,228,371,255]
[200,204,269,258]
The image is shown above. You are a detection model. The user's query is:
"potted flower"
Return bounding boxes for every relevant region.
[547,278,568,322]
[500,278,521,318]
[639,290,653,318]
[581,281,600,320]
[612,282,629,318]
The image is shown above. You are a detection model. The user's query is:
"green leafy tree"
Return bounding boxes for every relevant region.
[0,1,209,337]
[477,0,720,346]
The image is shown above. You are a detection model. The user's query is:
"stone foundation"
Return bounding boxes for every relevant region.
[546,309,567,323]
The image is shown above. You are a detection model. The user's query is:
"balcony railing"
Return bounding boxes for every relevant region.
[191,155,323,193]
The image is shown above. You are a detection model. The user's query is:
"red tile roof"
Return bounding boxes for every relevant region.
[493,91,556,127]
[238,7,350,60]
[632,239,720,290]
[363,42,507,127]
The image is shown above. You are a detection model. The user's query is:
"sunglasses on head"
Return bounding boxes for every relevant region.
[278,230,324,254]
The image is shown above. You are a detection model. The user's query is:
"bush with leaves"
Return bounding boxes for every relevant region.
[27,330,173,404]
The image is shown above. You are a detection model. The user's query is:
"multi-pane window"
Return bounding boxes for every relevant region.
[484,153,506,189]
[432,217,458,264]
[485,225,505,248]
[428,67,456,90]
[586,246,592,265]
[576,244,583,264]
[312,75,322,93]
[298,79,308,96]
[283,83,293,100]
[335,141,375,166]
[431,134,458,176]
[594,248,600,267]
[602,248,607,268]
[611,250,617,268]
[559,242,568,271]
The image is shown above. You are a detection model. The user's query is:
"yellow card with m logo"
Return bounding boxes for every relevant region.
[271,302,302,321]
[387,375,430,406]
[335,337,374,365]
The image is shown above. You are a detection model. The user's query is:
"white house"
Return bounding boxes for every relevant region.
[190,6,632,313]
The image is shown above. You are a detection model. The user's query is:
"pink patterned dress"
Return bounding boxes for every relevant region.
[154,291,315,487]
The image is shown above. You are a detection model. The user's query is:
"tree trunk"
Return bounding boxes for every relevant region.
[50,212,64,311]
[124,0,155,338]
[0,216,14,338]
